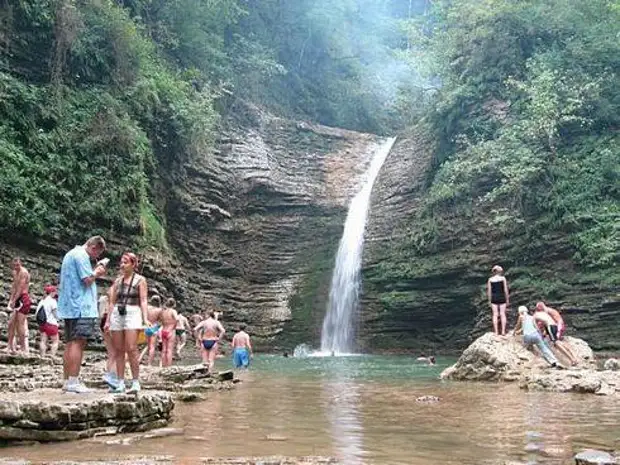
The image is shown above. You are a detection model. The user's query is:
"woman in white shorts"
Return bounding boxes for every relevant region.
[105,252,151,393]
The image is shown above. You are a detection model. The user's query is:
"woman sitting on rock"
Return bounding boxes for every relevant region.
[487,265,510,336]
[514,306,560,368]
[105,252,151,393]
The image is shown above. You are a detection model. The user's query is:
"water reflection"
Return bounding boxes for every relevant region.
[322,377,365,464]
[2,355,620,465]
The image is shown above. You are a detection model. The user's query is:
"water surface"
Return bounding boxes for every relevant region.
[4,355,619,464]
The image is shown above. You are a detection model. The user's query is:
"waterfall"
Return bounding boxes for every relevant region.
[320,137,397,354]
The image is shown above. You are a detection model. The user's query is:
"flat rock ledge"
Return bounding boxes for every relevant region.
[574,449,618,465]
[0,389,174,443]
[0,457,341,465]
[139,364,236,393]
[441,333,619,395]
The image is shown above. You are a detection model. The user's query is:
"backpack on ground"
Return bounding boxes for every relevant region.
[36,302,47,325]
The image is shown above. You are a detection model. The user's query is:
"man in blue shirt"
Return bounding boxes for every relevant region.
[58,236,108,393]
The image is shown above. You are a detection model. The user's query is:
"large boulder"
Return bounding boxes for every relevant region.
[441,332,595,382]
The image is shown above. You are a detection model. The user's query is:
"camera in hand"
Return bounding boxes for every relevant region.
[117,304,127,316]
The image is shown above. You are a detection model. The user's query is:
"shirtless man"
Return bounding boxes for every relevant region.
[536,301,579,365]
[194,311,225,373]
[175,310,190,358]
[231,323,253,369]
[159,298,178,367]
[6,258,31,354]
[139,295,163,366]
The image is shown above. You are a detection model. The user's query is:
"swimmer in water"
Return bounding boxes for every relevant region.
[194,311,225,373]
[159,298,178,367]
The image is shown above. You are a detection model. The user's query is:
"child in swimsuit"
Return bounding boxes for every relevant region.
[159,298,179,367]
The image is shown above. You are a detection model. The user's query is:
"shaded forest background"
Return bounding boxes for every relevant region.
[1,0,618,280]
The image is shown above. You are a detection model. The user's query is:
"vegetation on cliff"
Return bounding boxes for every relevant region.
[1,0,418,247]
[399,0,619,268]
[361,0,619,351]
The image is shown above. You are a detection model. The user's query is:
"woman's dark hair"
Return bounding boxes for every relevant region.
[239,323,247,331]
[150,295,162,306]
[166,298,176,308]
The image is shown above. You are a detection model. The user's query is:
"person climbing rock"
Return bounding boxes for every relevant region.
[536,301,579,366]
[487,265,510,336]
[514,306,561,368]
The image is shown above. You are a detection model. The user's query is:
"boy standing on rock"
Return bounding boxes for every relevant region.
[6,257,31,354]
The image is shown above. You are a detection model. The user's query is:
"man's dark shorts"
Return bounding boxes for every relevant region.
[63,318,98,343]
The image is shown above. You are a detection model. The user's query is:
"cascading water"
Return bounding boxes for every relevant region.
[320,137,397,354]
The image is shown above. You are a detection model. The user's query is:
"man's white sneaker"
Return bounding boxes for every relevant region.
[127,380,141,393]
[66,382,91,394]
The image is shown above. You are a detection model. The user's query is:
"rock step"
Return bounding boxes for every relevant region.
[0,389,174,443]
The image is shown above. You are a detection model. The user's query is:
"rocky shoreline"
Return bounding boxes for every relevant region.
[441,332,620,396]
[0,348,237,446]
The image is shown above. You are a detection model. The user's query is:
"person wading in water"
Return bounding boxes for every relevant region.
[487,265,510,336]
[194,311,225,373]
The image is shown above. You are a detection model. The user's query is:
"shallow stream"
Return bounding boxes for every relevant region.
[4,355,619,464]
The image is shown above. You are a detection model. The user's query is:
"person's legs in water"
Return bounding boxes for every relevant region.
[491,304,499,335]
[124,329,140,392]
[499,303,507,336]
[39,331,48,357]
[233,347,250,369]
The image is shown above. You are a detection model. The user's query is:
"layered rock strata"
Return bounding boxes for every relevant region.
[1,106,384,351]
[362,132,620,352]
[442,333,619,396]
[0,389,174,443]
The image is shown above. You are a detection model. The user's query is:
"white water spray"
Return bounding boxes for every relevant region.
[320,137,397,354]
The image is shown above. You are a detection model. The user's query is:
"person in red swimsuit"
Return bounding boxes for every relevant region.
[6,257,31,354]
[37,285,59,357]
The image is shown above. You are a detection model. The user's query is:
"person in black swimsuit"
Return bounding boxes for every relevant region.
[486,265,510,336]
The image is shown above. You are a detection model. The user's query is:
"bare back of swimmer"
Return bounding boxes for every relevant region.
[194,311,225,372]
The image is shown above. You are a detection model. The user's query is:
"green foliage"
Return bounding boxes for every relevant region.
[1,0,220,250]
[401,0,620,268]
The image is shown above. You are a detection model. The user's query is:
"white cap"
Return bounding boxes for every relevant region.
[518,306,528,315]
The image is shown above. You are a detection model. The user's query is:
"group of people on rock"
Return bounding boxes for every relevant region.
[3,235,254,394]
[487,265,578,368]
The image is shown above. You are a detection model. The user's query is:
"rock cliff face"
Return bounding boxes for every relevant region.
[361,132,620,352]
[1,107,617,353]
[1,104,383,351]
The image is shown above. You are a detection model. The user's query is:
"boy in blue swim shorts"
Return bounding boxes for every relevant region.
[231,323,253,368]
